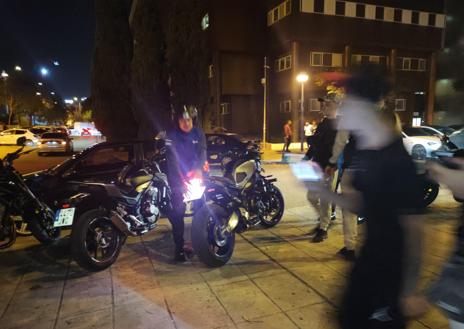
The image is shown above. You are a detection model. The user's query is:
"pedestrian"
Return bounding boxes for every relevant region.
[308,66,425,329]
[428,153,464,329]
[325,130,358,261]
[283,120,292,152]
[304,120,317,149]
[304,94,339,243]
[166,106,207,262]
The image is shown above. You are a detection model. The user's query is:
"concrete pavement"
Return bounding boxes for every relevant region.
[0,163,460,329]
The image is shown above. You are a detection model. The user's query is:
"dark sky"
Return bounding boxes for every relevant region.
[0,0,95,99]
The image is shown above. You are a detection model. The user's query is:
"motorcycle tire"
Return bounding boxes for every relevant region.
[27,218,61,245]
[192,204,235,267]
[71,209,124,271]
[0,217,16,249]
[260,186,285,228]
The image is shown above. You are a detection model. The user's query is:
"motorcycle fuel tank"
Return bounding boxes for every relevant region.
[233,160,256,189]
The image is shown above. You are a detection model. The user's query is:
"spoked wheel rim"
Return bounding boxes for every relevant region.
[260,192,283,225]
[84,217,121,264]
[207,216,233,258]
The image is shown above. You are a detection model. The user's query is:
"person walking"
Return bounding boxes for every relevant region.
[304,94,338,243]
[283,120,292,152]
[309,67,425,329]
[304,120,317,149]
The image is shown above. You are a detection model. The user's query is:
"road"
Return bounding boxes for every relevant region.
[0,144,461,329]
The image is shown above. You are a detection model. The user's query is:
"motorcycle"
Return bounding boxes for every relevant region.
[191,143,284,267]
[0,147,61,249]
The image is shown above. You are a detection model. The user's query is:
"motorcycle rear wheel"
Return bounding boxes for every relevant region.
[71,209,124,271]
[192,204,235,267]
[260,186,285,228]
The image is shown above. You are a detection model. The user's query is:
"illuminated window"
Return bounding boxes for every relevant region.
[201,13,209,30]
[397,57,427,71]
[395,99,406,112]
[220,103,230,115]
[275,55,292,72]
[208,65,213,79]
[267,0,291,26]
[280,100,292,113]
[311,52,343,67]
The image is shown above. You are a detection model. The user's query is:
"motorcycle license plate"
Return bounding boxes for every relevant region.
[54,208,75,227]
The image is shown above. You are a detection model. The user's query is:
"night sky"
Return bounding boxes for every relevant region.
[0,0,95,99]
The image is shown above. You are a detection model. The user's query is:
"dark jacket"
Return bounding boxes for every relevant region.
[166,127,207,186]
[306,117,337,168]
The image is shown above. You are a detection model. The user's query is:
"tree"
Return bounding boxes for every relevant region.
[91,0,138,141]
[165,0,211,128]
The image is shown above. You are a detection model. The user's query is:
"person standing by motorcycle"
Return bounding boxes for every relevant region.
[166,106,207,262]
[304,94,339,243]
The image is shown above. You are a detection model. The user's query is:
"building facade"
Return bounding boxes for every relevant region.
[206,0,445,141]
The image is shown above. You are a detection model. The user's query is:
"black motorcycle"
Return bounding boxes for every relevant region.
[0,147,61,249]
[191,144,284,267]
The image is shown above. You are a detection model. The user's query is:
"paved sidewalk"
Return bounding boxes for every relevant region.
[0,197,458,329]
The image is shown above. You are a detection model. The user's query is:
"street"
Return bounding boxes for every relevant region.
[0,151,460,329]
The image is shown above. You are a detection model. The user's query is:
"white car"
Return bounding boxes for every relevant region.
[0,129,38,146]
[402,127,443,160]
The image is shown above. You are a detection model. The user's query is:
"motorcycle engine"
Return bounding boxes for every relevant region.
[140,186,160,224]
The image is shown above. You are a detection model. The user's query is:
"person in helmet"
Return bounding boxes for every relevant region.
[166,106,207,262]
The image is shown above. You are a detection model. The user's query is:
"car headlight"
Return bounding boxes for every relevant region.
[37,141,42,145]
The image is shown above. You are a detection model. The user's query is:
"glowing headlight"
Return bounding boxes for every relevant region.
[61,141,67,145]
[183,178,206,202]
[37,141,42,145]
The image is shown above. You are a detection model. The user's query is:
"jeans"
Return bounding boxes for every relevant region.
[167,187,186,252]
[340,170,358,250]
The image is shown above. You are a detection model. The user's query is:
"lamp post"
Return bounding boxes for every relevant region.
[261,56,270,150]
[296,72,309,151]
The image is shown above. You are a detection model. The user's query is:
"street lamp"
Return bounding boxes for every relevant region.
[14,66,22,72]
[1,71,8,79]
[40,67,49,77]
[296,72,309,151]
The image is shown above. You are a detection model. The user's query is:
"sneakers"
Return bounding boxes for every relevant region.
[312,228,328,243]
[174,250,187,262]
[337,247,356,261]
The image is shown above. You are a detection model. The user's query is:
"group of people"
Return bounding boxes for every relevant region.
[298,66,464,329]
[282,119,318,153]
[165,67,464,329]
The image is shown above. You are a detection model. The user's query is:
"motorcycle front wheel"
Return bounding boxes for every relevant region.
[27,210,61,245]
[192,204,235,267]
[260,186,285,228]
[70,209,124,271]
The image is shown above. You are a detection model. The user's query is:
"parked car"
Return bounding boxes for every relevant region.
[402,127,443,160]
[205,133,258,166]
[37,132,74,155]
[449,124,464,131]
[30,127,51,136]
[425,125,456,136]
[0,129,38,145]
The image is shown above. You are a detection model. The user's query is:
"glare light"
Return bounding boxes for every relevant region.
[73,97,78,101]
[64,99,74,104]
[1,71,8,78]
[61,141,66,145]
[80,97,87,101]
[296,72,309,83]
[38,82,43,86]
[53,61,60,66]
[50,92,55,95]
[36,92,41,96]
[37,141,42,145]
[14,66,22,71]
[40,67,49,76]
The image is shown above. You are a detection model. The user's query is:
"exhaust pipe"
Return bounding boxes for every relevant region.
[110,211,137,237]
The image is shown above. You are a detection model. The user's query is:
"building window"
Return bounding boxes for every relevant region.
[395,99,406,112]
[220,103,230,115]
[428,13,436,26]
[280,100,292,113]
[394,9,402,22]
[411,11,419,24]
[314,0,324,13]
[356,4,365,18]
[397,57,427,71]
[208,64,213,78]
[352,54,387,66]
[267,0,292,26]
[375,6,384,20]
[201,13,209,30]
[311,52,343,67]
[309,98,321,112]
[275,55,292,72]
[335,1,345,16]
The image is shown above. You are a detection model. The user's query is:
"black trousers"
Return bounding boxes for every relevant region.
[167,187,186,252]
[283,136,292,152]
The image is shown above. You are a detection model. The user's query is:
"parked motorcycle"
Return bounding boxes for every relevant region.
[191,143,284,267]
[0,147,61,249]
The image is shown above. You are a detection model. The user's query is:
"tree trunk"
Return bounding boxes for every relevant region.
[130,0,172,139]
[91,0,138,141]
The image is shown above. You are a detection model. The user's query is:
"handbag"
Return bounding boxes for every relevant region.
[428,209,464,323]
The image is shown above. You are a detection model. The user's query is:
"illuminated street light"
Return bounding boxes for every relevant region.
[38,82,43,86]
[50,92,55,95]
[73,97,78,101]
[53,61,60,66]
[64,99,74,104]
[1,71,8,79]
[81,97,87,101]
[40,67,49,76]
[14,66,22,72]
[296,72,310,151]
[36,92,42,96]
